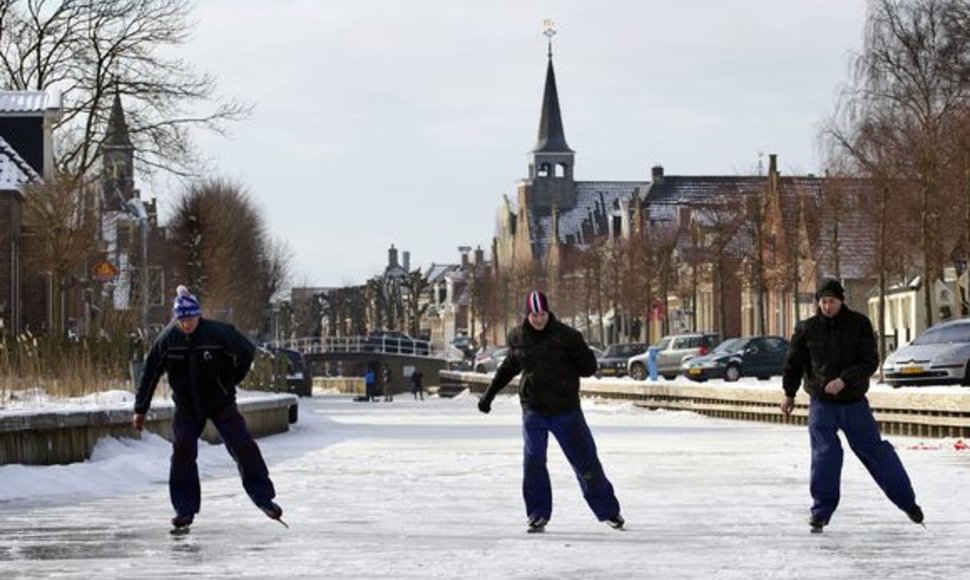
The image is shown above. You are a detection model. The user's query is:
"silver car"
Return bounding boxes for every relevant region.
[882,318,970,387]
[474,347,508,374]
[627,332,721,381]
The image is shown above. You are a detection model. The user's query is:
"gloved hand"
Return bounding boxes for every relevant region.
[477,397,491,414]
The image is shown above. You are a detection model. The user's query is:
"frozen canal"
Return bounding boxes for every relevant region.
[1,391,969,579]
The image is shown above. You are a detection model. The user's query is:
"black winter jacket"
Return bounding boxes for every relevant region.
[481,313,598,415]
[782,305,879,403]
[134,318,255,417]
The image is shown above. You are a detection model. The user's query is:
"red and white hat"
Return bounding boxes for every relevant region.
[526,290,549,314]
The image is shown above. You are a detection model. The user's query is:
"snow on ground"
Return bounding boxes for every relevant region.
[1,388,970,579]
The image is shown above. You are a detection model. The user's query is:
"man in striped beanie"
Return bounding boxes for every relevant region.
[133,285,284,532]
[478,290,624,533]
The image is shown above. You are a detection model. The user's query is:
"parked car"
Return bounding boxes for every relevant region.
[451,335,476,359]
[474,347,508,373]
[882,318,970,387]
[364,331,430,355]
[273,347,313,396]
[681,336,789,382]
[596,342,648,377]
[627,332,721,380]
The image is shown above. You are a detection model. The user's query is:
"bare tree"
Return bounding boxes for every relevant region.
[168,179,287,334]
[827,0,970,328]
[0,0,249,179]
[402,269,429,338]
[21,174,100,335]
[692,199,745,335]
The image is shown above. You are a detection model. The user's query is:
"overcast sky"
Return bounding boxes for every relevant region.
[170,0,868,288]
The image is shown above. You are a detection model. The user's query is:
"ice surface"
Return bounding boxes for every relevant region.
[0,392,968,579]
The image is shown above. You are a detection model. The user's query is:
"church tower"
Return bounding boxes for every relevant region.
[100,90,135,212]
[526,23,577,214]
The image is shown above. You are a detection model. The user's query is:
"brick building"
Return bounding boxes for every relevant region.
[0,91,60,334]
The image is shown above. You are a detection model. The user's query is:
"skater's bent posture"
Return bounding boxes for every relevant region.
[133,285,283,530]
[478,290,623,533]
[781,278,922,533]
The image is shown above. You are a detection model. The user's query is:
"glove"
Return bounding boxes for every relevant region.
[477,397,491,414]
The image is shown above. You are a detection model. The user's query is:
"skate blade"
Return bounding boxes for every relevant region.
[274,517,290,529]
[170,526,191,536]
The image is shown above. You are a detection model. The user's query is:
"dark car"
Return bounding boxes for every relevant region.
[681,336,789,382]
[365,331,430,355]
[272,347,313,396]
[596,342,648,377]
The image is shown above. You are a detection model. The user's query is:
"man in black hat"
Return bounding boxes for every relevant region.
[781,278,923,533]
[477,290,624,533]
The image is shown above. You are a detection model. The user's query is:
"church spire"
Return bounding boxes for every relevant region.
[105,89,133,148]
[101,85,135,211]
[532,21,571,154]
[525,20,577,213]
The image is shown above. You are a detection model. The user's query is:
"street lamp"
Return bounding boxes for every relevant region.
[124,197,149,337]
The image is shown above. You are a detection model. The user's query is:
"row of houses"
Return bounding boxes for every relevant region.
[289,40,959,354]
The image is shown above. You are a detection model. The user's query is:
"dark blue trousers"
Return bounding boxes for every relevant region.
[522,408,621,522]
[808,397,917,521]
[170,404,277,517]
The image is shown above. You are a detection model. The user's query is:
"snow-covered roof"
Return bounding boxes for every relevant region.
[0,136,39,191]
[0,90,61,115]
[425,263,457,284]
[531,181,648,259]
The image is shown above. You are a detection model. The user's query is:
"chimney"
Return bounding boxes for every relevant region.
[388,244,398,267]
[458,246,472,269]
[769,154,778,176]
[402,251,410,272]
[651,164,664,184]
[474,245,485,265]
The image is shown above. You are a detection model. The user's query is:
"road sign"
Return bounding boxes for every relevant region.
[93,260,119,282]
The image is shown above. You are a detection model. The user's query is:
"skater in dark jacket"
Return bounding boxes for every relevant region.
[781,279,922,532]
[132,285,283,530]
[411,368,424,400]
[478,290,623,533]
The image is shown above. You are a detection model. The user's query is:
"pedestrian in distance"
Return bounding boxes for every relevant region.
[132,285,284,532]
[382,364,394,402]
[411,368,424,401]
[781,278,923,533]
[477,290,624,533]
[365,367,377,401]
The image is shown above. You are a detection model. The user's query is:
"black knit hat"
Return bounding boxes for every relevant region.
[815,279,845,302]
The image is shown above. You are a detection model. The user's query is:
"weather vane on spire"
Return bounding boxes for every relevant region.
[543,19,556,58]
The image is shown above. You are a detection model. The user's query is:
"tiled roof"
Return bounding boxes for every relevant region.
[0,136,39,190]
[530,181,647,259]
[813,178,880,280]
[645,175,767,206]
[519,171,884,284]
[425,263,457,284]
[0,91,60,114]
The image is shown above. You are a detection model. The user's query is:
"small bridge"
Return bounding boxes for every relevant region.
[275,336,452,397]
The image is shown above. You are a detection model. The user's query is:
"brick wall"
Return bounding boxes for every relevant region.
[0,190,22,329]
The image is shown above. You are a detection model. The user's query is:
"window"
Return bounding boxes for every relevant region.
[763,337,787,352]
[148,267,165,306]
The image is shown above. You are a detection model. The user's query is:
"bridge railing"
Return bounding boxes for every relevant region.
[277,336,441,358]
